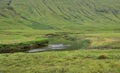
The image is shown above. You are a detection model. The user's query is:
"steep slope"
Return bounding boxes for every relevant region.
[0,0,120,31]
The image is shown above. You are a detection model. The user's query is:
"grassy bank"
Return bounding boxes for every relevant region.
[0,30,120,53]
[0,38,48,53]
[0,49,120,73]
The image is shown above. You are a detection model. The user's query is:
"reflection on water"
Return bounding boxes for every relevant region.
[28,49,47,53]
[28,44,71,53]
[28,37,91,53]
[48,44,71,49]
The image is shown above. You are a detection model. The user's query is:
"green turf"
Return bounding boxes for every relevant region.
[0,49,120,73]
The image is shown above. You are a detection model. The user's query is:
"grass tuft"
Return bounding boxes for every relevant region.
[98,55,108,59]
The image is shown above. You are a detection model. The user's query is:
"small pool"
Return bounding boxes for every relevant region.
[28,44,71,53]
[28,37,91,53]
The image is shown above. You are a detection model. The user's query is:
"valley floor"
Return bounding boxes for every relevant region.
[0,49,120,73]
[0,30,120,73]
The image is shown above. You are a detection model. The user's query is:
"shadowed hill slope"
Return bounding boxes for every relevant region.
[0,0,120,31]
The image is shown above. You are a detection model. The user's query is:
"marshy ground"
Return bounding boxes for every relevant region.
[0,49,120,73]
[0,30,120,73]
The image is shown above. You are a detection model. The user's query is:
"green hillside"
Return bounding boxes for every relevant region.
[0,0,120,31]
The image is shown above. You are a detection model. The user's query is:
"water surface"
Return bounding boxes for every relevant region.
[28,44,71,53]
[28,36,91,53]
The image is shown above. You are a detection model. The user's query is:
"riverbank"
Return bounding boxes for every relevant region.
[0,38,48,53]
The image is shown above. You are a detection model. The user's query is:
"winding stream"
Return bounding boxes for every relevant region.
[28,34,91,53]
[28,44,71,53]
